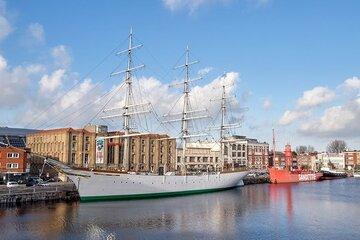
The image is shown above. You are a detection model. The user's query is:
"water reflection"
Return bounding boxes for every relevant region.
[1,179,360,240]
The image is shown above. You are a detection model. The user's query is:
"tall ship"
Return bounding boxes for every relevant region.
[47,29,248,201]
[268,130,322,184]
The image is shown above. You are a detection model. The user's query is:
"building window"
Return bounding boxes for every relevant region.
[242,152,245,157]
[232,152,236,157]
[243,145,245,151]
[72,135,77,141]
[85,143,90,151]
[232,144,236,150]
[71,153,76,164]
[72,142,76,151]
[85,136,90,142]
[7,153,19,158]
[6,163,19,169]
[237,144,241,150]
[84,153,89,166]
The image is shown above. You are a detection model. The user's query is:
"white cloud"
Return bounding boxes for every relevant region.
[60,78,94,109]
[279,110,309,125]
[198,67,213,76]
[342,76,360,91]
[297,86,335,107]
[0,55,40,109]
[0,0,12,41]
[0,54,7,70]
[262,98,271,110]
[39,69,66,94]
[27,23,45,43]
[299,97,360,138]
[52,45,72,69]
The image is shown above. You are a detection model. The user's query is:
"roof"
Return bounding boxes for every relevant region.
[0,127,37,136]
[0,127,36,148]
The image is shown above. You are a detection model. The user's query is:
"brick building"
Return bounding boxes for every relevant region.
[0,144,29,174]
[344,150,360,170]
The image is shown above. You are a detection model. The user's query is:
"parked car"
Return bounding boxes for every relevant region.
[26,177,44,187]
[7,181,19,188]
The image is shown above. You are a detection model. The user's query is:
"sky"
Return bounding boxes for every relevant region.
[0,0,359,151]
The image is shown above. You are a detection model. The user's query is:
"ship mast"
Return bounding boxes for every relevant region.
[102,28,147,171]
[272,128,276,167]
[211,78,242,171]
[164,46,208,174]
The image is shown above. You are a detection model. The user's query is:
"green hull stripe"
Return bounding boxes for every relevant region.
[80,186,237,202]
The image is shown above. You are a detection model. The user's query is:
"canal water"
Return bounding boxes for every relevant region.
[1,178,359,240]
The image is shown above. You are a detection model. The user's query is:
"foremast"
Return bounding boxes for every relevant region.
[102,28,147,171]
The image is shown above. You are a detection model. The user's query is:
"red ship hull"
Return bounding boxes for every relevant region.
[269,168,323,184]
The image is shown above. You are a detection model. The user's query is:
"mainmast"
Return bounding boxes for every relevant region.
[164,46,208,174]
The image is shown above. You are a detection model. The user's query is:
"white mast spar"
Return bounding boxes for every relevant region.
[210,75,243,171]
[101,28,149,171]
[164,46,209,174]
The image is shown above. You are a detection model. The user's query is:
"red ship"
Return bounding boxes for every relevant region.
[269,143,323,184]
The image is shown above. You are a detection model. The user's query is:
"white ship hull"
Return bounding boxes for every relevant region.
[64,170,249,202]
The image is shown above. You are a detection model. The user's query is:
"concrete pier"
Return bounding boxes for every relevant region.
[0,182,79,204]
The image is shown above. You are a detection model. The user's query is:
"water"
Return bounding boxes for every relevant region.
[1,178,359,240]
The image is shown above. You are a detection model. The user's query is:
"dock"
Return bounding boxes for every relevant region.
[0,182,79,205]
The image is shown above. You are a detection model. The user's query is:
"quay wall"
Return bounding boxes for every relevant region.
[0,182,79,205]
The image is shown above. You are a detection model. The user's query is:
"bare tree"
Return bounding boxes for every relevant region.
[327,140,347,153]
[296,145,315,154]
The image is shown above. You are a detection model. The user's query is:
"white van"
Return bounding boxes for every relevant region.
[6,181,19,188]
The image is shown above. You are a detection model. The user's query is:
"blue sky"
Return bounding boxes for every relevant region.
[0,0,359,151]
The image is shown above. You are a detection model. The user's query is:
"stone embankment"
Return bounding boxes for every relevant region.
[243,174,270,185]
[0,182,79,205]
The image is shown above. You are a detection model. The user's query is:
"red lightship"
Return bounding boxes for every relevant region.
[269,144,323,184]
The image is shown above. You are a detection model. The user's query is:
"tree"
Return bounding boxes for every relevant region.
[296,145,315,154]
[327,140,347,153]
